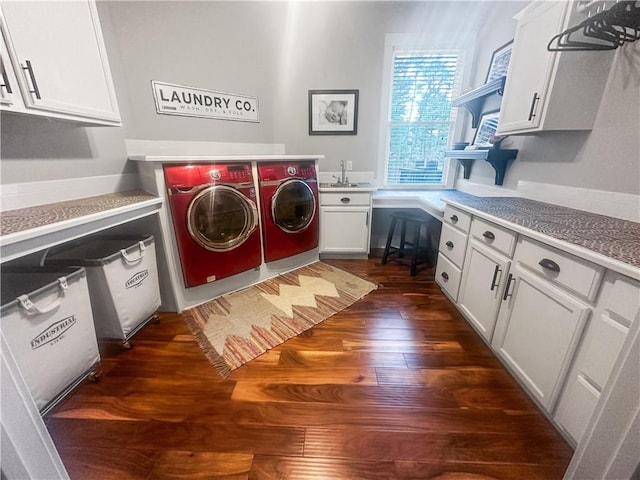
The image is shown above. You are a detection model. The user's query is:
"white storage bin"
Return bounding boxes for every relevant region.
[1,266,101,414]
[44,235,161,346]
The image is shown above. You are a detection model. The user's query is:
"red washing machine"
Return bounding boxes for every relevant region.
[258,161,319,263]
[164,163,262,288]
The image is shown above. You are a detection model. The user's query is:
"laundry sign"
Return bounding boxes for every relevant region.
[152,81,259,122]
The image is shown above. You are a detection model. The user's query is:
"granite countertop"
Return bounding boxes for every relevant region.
[0,190,159,236]
[445,196,640,271]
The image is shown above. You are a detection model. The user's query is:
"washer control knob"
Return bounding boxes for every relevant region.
[209,170,221,181]
[287,166,297,176]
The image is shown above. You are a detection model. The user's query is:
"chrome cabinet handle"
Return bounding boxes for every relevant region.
[483,231,495,240]
[490,265,501,291]
[538,258,560,273]
[22,60,41,99]
[445,241,454,249]
[366,211,369,227]
[502,274,514,300]
[340,197,350,204]
[528,93,540,121]
[450,214,458,223]
[1,62,12,94]
[441,272,449,281]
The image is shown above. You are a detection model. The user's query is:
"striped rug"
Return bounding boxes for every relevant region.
[184,262,377,377]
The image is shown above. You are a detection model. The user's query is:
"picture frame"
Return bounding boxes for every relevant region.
[308,89,358,135]
[472,110,501,148]
[485,40,513,83]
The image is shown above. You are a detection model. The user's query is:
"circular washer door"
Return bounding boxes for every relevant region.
[271,179,316,233]
[187,185,258,252]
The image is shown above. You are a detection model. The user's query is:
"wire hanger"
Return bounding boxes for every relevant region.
[547,1,640,52]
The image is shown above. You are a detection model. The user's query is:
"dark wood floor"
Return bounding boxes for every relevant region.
[45,257,573,479]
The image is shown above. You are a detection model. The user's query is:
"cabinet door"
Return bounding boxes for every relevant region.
[0,21,22,111]
[458,238,510,342]
[1,0,120,124]
[492,264,590,410]
[320,207,370,254]
[497,1,566,133]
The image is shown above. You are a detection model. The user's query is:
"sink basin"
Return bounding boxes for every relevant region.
[319,182,363,188]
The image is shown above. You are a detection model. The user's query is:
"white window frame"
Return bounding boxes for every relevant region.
[377,33,474,190]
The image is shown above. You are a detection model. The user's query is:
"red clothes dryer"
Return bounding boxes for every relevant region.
[164,163,262,288]
[258,161,319,263]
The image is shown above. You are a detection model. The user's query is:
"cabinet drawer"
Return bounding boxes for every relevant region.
[469,217,517,258]
[515,237,604,301]
[435,253,462,301]
[438,223,468,269]
[320,192,370,206]
[443,205,471,233]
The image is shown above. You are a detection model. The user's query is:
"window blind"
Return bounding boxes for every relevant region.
[386,51,463,186]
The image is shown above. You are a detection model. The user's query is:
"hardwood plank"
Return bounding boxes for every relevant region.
[304,427,573,465]
[249,455,398,480]
[54,446,159,480]
[148,451,253,480]
[394,460,569,480]
[376,367,521,389]
[276,349,408,368]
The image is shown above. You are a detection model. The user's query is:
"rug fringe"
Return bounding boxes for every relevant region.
[183,313,232,378]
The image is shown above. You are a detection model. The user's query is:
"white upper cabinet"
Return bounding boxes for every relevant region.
[497,0,614,135]
[0,0,120,125]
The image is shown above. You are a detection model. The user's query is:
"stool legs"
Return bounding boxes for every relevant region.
[381,215,397,264]
[410,222,421,276]
[399,220,407,258]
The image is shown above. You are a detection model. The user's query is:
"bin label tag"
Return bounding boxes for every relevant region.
[31,316,77,349]
[126,270,149,289]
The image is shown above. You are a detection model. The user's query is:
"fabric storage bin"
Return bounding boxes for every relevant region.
[43,235,161,347]
[1,266,101,414]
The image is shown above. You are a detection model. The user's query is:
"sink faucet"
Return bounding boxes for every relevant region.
[332,160,349,185]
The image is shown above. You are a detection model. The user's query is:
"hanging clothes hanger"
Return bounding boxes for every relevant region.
[547,0,640,52]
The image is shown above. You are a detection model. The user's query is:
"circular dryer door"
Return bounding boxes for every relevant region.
[187,185,258,252]
[271,179,316,233]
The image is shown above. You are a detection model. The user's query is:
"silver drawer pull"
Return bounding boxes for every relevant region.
[482,231,495,240]
[538,258,560,273]
[502,274,514,300]
[441,272,449,281]
[450,214,458,223]
[445,241,454,248]
[490,265,501,291]
[22,60,41,99]
[340,197,351,204]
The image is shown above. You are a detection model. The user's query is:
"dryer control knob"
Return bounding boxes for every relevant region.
[209,170,221,181]
[287,166,297,176]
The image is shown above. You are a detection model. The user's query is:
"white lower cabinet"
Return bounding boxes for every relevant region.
[554,271,640,443]
[435,202,639,446]
[491,263,591,410]
[458,238,511,342]
[319,191,372,256]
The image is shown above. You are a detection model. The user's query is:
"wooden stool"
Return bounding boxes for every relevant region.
[381,211,433,276]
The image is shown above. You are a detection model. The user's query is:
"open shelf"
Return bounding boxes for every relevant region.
[445,148,518,185]
[452,77,506,128]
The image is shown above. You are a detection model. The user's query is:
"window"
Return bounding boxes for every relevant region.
[381,48,464,188]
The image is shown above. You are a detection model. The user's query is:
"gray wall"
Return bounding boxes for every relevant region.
[2,1,636,197]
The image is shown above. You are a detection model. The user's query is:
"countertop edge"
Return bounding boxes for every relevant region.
[443,198,640,282]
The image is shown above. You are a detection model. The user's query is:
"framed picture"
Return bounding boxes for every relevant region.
[308,89,358,135]
[472,110,500,148]
[485,40,513,83]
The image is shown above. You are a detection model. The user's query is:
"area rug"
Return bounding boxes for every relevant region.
[183,262,377,377]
